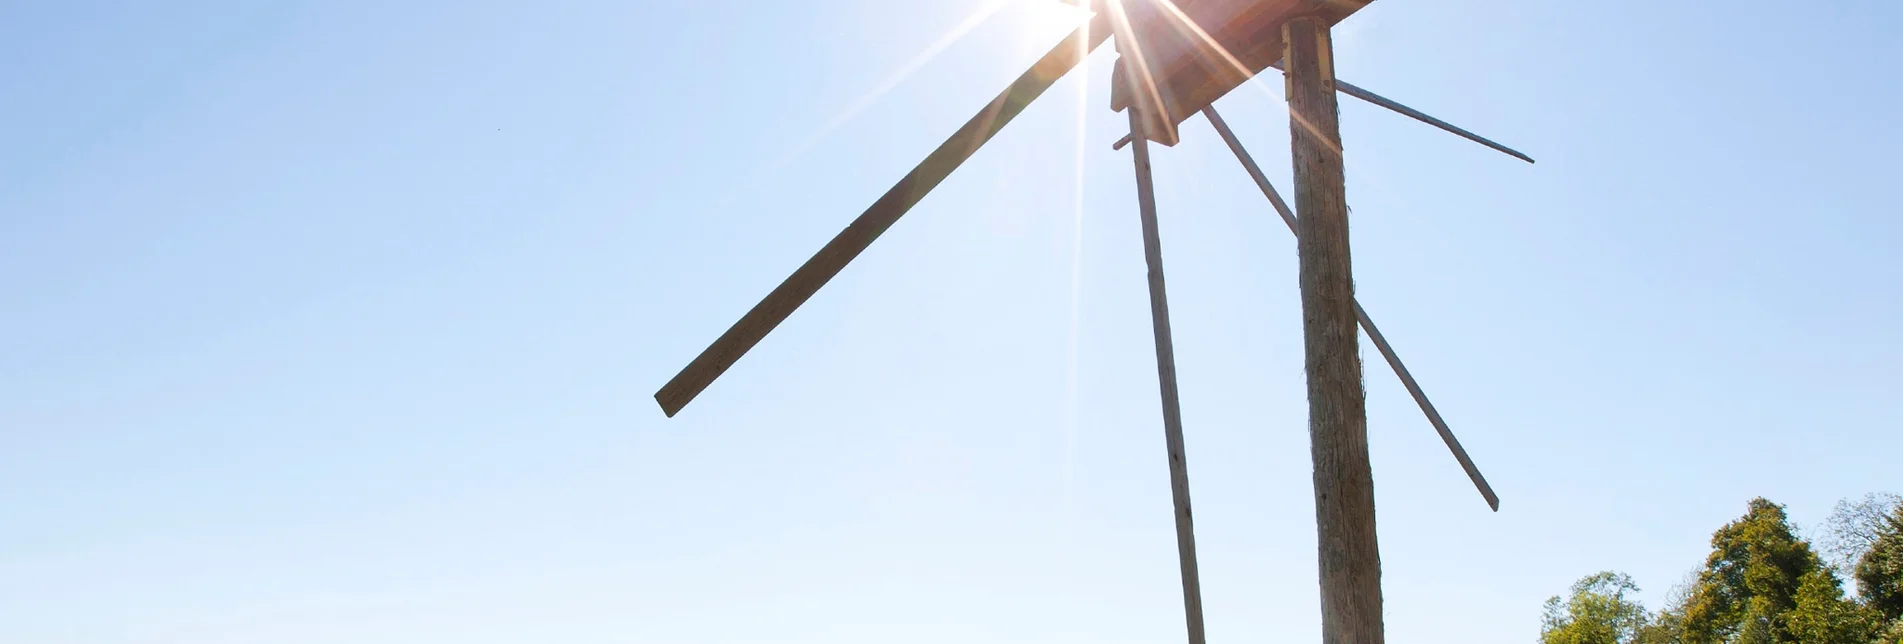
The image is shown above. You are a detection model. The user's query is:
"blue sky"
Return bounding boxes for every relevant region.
[3,0,1900,642]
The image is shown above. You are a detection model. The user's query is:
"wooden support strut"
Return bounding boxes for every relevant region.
[1284,15,1385,644]
[652,17,1112,417]
[1123,51,1208,644]
[1202,105,1499,512]
[1110,69,1535,166]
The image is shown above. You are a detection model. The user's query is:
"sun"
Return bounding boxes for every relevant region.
[1010,0,1098,56]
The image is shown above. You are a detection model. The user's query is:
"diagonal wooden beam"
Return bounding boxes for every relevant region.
[1266,60,1533,164]
[1204,105,1499,511]
[1111,65,1534,166]
[654,15,1112,417]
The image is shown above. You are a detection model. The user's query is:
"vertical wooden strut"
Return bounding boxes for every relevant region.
[1126,88,1208,644]
[1284,15,1385,644]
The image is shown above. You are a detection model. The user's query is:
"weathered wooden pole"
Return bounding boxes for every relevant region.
[1125,79,1209,644]
[1283,15,1384,644]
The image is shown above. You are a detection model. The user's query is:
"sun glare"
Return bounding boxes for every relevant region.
[1017,0,1096,40]
[774,0,1013,167]
[1062,0,1092,534]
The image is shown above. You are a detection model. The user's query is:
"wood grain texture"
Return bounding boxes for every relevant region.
[653,15,1112,417]
[1285,15,1385,644]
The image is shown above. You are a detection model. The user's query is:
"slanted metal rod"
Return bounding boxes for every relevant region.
[1202,105,1500,512]
[1127,93,1210,644]
[1111,66,1535,166]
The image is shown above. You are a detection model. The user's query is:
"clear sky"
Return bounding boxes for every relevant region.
[3,0,1900,642]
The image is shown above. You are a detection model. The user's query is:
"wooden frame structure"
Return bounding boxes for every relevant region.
[655,1,1532,642]
[1107,0,1368,145]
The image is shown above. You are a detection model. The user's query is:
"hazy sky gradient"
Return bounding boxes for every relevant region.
[4,1,1900,642]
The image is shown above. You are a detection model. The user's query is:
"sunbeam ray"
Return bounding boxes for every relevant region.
[1062,14,1093,534]
[776,0,1014,167]
[1105,0,1175,143]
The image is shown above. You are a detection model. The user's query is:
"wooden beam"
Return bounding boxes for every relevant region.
[1284,15,1386,644]
[1110,0,1370,145]
[653,15,1111,417]
[1112,69,1535,167]
[1265,60,1533,163]
[1202,106,1499,511]
[1125,93,1209,644]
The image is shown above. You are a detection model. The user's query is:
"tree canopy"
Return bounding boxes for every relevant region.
[1542,572,1651,644]
[1849,501,1903,625]
[1543,495,1901,644]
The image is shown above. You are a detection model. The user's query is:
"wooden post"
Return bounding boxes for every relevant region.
[1284,15,1384,644]
[1126,94,1209,644]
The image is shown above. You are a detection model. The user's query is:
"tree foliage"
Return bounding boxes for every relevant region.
[1678,498,1826,643]
[1850,502,1903,624]
[1543,572,1653,644]
[1785,568,1881,644]
[1821,494,1903,585]
[1545,495,1900,644]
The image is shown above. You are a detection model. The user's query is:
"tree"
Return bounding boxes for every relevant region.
[1784,567,1880,644]
[1819,491,1903,637]
[1820,493,1902,583]
[1545,496,1903,644]
[1679,498,1818,643]
[1874,617,1903,644]
[1850,501,1903,624]
[1543,572,1653,644]
[1637,570,1701,644]
[1667,498,1882,644]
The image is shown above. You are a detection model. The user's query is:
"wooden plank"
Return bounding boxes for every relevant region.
[1285,16,1386,644]
[653,15,1112,417]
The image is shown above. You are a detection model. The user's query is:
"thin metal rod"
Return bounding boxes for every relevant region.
[1111,67,1534,165]
[1128,92,1209,644]
[1203,105,1500,512]
[653,16,1112,417]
